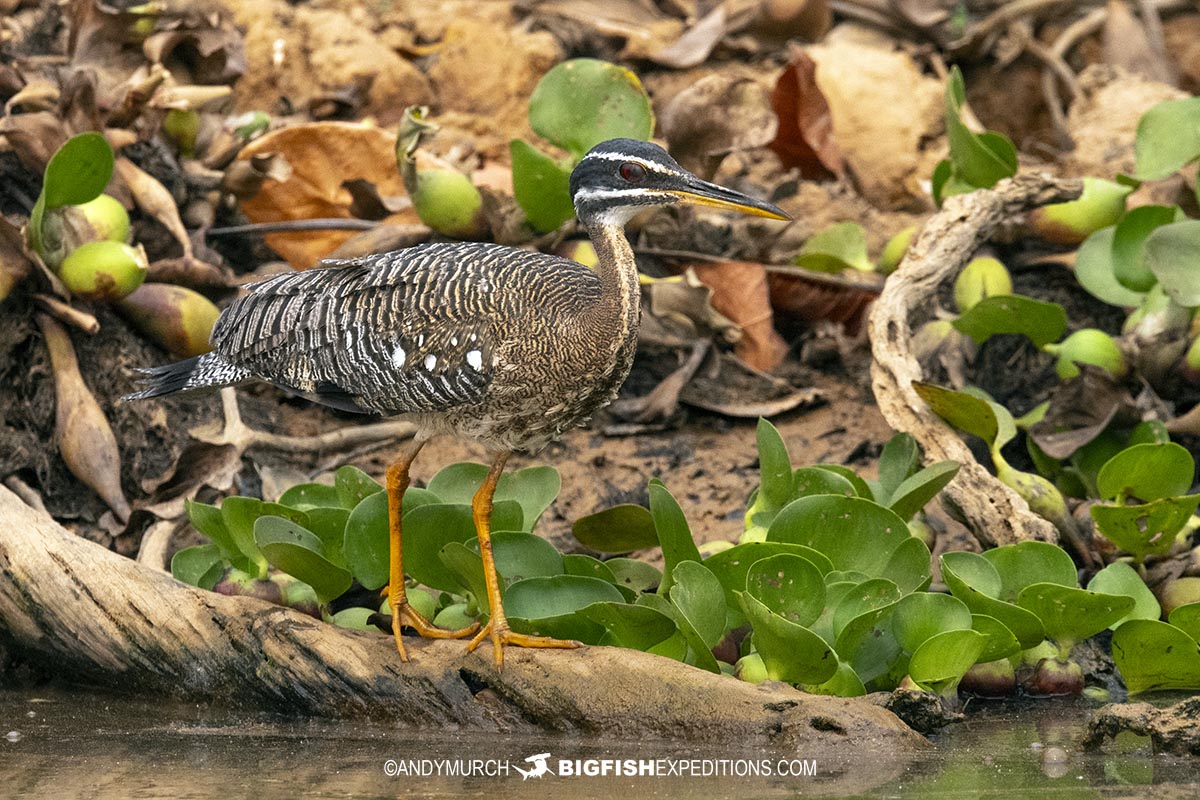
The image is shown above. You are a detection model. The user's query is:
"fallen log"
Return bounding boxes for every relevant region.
[0,486,925,758]
[868,173,1082,548]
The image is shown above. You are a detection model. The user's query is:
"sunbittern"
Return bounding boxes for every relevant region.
[128,138,789,666]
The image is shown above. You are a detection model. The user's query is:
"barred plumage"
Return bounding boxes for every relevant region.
[125,137,788,667]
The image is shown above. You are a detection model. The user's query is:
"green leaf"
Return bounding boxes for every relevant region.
[982,541,1078,600]
[810,464,875,500]
[572,504,658,553]
[1016,582,1134,649]
[738,591,837,685]
[329,607,376,631]
[510,139,574,232]
[744,554,825,628]
[790,467,857,499]
[424,462,558,532]
[832,593,901,683]
[767,495,923,585]
[528,58,654,157]
[562,553,617,582]
[908,629,985,695]
[971,614,1021,662]
[637,593,720,672]
[944,67,1017,188]
[1112,619,1200,694]
[1097,442,1195,502]
[605,557,662,594]
[342,488,443,590]
[667,561,727,649]
[876,433,920,505]
[41,132,114,209]
[880,535,934,595]
[801,660,866,697]
[334,465,383,509]
[793,222,872,273]
[402,503,479,593]
[304,506,349,566]
[577,601,678,651]
[951,295,1067,347]
[1144,219,1200,307]
[505,575,624,644]
[438,542,489,612]
[705,542,832,614]
[253,516,352,603]
[170,544,224,590]
[831,578,902,639]
[1134,96,1200,180]
[278,482,342,509]
[887,461,960,521]
[221,498,308,578]
[1075,226,1146,308]
[1090,495,1200,560]
[1168,603,1200,643]
[1087,562,1162,629]
[186,499,246,569]
[931,158,977,206]
[649,481,701,594]
[913,382,998,445]
[1112,205,1181,292]
[891,592,972,654]
[940,551,1045,648]
[756,418,795,511]
[464,531,564,585]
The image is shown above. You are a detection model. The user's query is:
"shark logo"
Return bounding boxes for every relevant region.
[515,753,552,780]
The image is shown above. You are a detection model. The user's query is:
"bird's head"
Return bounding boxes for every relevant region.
[569,138,790,226]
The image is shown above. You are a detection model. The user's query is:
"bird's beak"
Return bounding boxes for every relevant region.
[668,178,791,221]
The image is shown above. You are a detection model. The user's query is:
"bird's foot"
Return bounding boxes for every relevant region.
[390,598,479,662]
[465,618,581,668]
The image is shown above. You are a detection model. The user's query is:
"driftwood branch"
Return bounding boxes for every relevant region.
[0,487,924,762]
[868,174,1082,548]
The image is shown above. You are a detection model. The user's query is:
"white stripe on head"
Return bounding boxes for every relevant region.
[571,187,673,204]
[580,151,685,178]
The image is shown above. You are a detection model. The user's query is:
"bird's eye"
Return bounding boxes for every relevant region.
[619,162,646,183]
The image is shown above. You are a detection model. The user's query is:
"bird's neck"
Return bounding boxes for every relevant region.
[583,218,641,339]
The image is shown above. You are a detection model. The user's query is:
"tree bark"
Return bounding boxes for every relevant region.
[868,173,1082,548]
[0,486,924,759]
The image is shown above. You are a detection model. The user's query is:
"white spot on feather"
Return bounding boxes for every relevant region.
[424,354,437,371]
[392,345,406,368]
[450,335,458,346]
[466,350,483,370]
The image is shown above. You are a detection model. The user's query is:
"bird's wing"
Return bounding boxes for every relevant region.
[211,243,589,415]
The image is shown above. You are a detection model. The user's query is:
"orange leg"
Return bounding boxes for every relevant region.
[465,451,581,667]
[387,438,478,660]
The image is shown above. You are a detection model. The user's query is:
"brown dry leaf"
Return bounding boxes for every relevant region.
[238,123,420,269]
[143,24,247,86]
[37,313,131,523]
[0,111,69,173]
[647,3,729,69]
[342,179,410,221]
[765,267,879,334]
[739,0,832,44]
[691,261,789,371]
[0,216,33,301]
[768,50,843,179]
[115,157,193,258]
[1029,366,1138,459]
[1103,0,1175,85]
[146,256,237,290]
[661,73,777,177]
[640,271,740,349]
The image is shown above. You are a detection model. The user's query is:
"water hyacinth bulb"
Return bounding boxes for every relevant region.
[877,225,916,274]
[1043,329,1128,380]
[1029,178,1133,245]
[411,169,486,239]
[953,256,1012,313]
[116,283,220,357]
[75,194,131,243]
[58,241,148,301]
[37,195,131,268]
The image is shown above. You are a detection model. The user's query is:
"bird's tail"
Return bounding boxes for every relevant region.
[123,352,252,401]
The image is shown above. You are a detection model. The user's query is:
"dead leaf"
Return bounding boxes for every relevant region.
[115,157,193,258]
[1029,365,1138,459]
[146,256,237,290]
[237,122,420,269]
[691,261,789,371]
[37,313,131,523]
[640,270,741,348]
[342,179,410,221]
[143,24,248,86]
[766,266,880,334]
[768,50,843,179]
[740,0,832,44]
[0,216,33,301]
[1103,0,1175,85]
[647,4,728,69]
[0,111,69,173]
[327,223,431,261]
[661,73,777,178]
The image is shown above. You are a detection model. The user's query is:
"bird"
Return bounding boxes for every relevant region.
[127,137,789,667]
